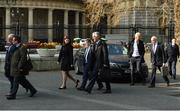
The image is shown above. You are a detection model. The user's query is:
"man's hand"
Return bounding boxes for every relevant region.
[57,62,60,64]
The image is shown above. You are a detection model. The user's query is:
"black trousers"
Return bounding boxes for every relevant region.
[11,76,36,97]
[150,65,169,86]
[80,64,90,89]
[86,67,111,92]
[130,57,145,84]
[168,60,177,77]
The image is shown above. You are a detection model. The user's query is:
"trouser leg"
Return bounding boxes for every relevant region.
[150,65,157,86]
[130,58,135,84]
[19,76,36,93]
[172,60,177,77]
[10,76,20,97]
[168,61,172,77]
[86,69,98,92]
[80,65,89,88]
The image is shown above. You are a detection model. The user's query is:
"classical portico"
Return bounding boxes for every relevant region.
[0,0,84,42]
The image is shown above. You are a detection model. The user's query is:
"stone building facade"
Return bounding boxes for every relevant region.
[0,0,174,42]
[0,0,85,42]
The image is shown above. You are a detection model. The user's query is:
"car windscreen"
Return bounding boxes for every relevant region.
[107,44,128,55]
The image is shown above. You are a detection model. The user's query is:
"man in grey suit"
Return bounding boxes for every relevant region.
[149,36,170,88]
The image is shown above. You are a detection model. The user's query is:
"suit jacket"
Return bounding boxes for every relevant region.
[10,44,28,77]
[151,42,165,67]
[128,39,145,63]
[4,44,17,75]
[166,44,179,62]
[83,45,94,71]
[93,40,110,70]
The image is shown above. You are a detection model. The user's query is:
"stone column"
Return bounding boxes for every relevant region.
[28,8,33,41]
[75,11,79,37]
[48,9,53,42]
[64,10,68,36]
[5,8,11,41]
[82,13,86,38]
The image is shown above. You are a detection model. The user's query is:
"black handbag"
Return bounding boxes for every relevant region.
[23,51,33,71]
[20,51,33,75]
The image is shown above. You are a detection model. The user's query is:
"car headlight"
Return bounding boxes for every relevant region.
[110,62,116,65]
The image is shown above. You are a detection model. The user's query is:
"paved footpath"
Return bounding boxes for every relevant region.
[1,69,180,110]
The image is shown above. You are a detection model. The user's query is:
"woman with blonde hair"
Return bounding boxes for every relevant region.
[58,36,79,89]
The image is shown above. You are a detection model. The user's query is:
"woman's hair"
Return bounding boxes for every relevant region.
[63,35,71,45]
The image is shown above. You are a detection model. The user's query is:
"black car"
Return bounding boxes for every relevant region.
[74,43,148,82]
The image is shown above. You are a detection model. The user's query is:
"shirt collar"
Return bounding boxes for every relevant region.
[16,43,21,47]
[96,40,100,45]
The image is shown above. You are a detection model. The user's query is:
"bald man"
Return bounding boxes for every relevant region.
[149,36,169,88]
[128,32,146,86]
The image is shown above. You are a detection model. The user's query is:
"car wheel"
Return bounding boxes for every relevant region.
[74,61,80,74]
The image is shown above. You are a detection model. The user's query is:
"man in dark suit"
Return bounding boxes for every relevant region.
[77,38,94,90]
[6,35,37,100]
[128,32,146,86]
[149,36,170,88]
[4,34,28,95]
[166,38,179,80]
[85,32,111,94]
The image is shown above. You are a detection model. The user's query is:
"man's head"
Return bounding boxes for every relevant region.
[12,35,21,45]
[84,38,91,48]
[134,32,141,41]
[151,36,157,44]
[7,34,15,43]
[172,38,176,45]
[92,32,100,42]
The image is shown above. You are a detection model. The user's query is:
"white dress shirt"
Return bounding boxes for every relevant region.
[153,42,157,54]
[85,46,90,63]
[132,40,140,57]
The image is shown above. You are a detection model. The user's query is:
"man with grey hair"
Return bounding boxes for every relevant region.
[149,36,170,88]
[4,34,27,96]
[85,32,111,94]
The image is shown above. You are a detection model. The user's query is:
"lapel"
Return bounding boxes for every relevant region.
[154,42,160,55]
[95,40,101,52]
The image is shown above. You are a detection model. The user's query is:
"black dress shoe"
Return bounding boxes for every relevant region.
[6,95,16,100]
[77,87,85,91]
[75,80,80,88]
[103,90,112,94]
[58,86,66,89]
[148,85,155,88]
[97,85,104,90]
[173,75,176,80]
[85,89,91,94]
[29,90,37,97]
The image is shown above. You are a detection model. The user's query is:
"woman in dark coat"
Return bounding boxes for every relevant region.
[58,36,79,89]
